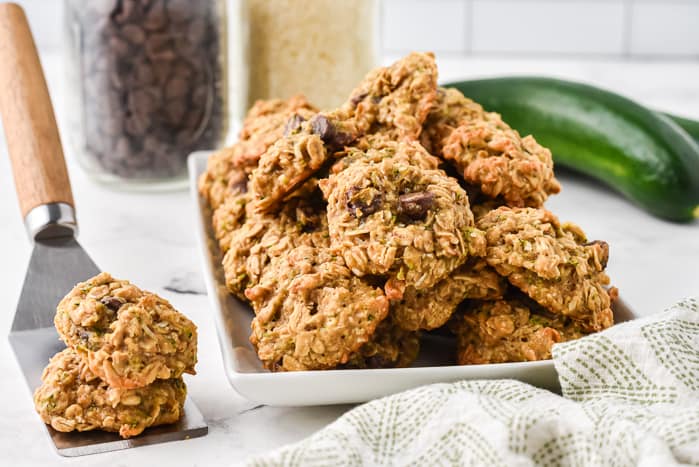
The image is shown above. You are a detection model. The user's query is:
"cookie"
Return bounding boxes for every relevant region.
[247,244,390,371]
[320,155,484,295]
[34,348,186,438]
[331,138,440,174]
[420,87,485,155]
[236,95,319,169]
[392,259,507,331]
[477,207,615,331]
[443,117,560,208]
[198,95,317,209]
[248,118,335,213]
[248,53,439,214]
[211,169,249,253]
[344,52,438,140]
[55,273,198,389]
[222,180,328,300]
[423,87,560,208]
[452,298,587,364]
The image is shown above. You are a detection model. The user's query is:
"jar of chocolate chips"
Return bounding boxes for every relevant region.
[64,0,228,188]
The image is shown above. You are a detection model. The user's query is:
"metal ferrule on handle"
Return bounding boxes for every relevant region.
[24,202,78,241]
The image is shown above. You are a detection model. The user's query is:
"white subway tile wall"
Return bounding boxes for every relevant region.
[11,0,699,59]
[630,1,699,56]
[381,0,699,58]
[382,0,469,53]
[471,1,626,55]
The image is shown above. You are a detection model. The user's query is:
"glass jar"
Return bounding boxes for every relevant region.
[63,0,228,189]
[242,0,378,111]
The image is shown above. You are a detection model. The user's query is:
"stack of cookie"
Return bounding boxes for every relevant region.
[33,273,198,438]
[199,52,617,371]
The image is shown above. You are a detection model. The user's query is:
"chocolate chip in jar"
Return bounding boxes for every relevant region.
[64,0,227,185]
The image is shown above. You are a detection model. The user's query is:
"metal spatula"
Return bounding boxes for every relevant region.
[0,3,207,456]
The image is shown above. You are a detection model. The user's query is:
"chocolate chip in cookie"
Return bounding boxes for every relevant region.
[100,296,124,312]
[283,113,306,136]
[397,191,435,221]
[346,186,383,218]
[311,115,354,148]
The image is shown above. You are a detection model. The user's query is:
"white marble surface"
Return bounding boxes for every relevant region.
[0,54,698,467]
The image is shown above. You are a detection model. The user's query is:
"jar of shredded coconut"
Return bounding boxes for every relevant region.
[242,0,378,111]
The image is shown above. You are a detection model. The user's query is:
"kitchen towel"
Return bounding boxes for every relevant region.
[247,297,699,466]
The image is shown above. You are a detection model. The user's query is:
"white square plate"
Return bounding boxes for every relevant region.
[188,151,636,407]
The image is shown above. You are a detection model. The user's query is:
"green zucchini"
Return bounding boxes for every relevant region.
[444,77,699,222]
[666,113,699,148]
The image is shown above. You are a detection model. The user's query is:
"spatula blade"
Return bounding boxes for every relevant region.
[8,236,208,456]
[49,397,208,457]
[11,236,100,333]
[9,235,100,391]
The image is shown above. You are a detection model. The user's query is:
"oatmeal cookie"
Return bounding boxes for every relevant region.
[246,245,390,371]
[331,138,440,174]
[452,298,587,364]
[477,207,615,331]
[248,117,338,213]
[211,170,250,253]
[55,273,198,389]
[320,156,484,295]
[222,180,328,300]
[392,259,507,331]
[422,87,560,207]
[420,87,485,155]
[198,95,317,209]
[249,53,439,213]
[442,116,560,207]
[343,318,420,369]
[343,51,438,140]
[200,157,249,213]
[34,348,186,438]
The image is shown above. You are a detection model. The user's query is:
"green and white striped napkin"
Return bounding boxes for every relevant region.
[248,297,699,466]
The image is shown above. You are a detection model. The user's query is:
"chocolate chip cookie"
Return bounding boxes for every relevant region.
[222,180,328,300]
[248,117,336,213]
[423,87,560,207]
[342,51,438,140]
[199,95,317,209]
[247,245,390,371]
[331,138,441,174]
[248,53,439,214]
[55,272,198,389]
[420,87,485,155]
[478,207,615,331]
[34,348,186,438]
[320,155,483,295]
[211,169,250,253]
[452,297,587,364]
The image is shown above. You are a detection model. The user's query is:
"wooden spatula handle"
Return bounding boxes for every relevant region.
[0,2,74,219]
